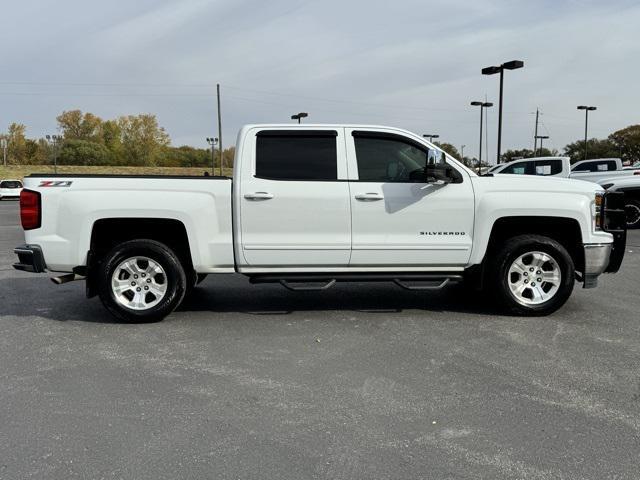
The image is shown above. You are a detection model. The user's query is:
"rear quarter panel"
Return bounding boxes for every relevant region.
[22,176,234,273]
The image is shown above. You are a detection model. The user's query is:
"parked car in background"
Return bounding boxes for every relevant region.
[570,158,640,183]
[490,157,640,183]
[599,176,640,228]
[623,161,640,170]
[0,179,23,200]
[488,157,570,177]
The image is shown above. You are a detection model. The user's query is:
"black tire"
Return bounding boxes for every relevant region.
[488,235,575,316]
[97,239,187,322]
[625,199,640,229]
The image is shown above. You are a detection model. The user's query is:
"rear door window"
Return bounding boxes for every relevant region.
[500,161,534,175]
[534,160,562,175]
[255,131,338,181]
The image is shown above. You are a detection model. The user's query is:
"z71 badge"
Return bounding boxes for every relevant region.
[39,181,73,187]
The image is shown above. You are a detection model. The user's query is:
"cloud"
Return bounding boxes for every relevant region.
[1,0,639,159]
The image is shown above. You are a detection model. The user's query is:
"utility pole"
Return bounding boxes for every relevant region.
[460,145,465,162]
[217,83,223,176]
[533,108,540,155]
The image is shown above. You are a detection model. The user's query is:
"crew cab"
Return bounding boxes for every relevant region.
[13,124,627,321]
[599,176,640,228]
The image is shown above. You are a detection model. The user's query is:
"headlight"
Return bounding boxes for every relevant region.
[594,192,604,231]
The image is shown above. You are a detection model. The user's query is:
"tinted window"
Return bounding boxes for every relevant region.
[500,161,534,175]
[573,160,617,172]
[0,181,22,188]
[354,136,438,182]
[534,160,562,175]
[255,131,337,181]
[572,163,592,172]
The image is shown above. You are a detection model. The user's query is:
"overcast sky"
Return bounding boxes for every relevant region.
[1,0,639,162]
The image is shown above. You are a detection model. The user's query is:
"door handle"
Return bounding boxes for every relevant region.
[244,192,274,200]
[355,193,384,201]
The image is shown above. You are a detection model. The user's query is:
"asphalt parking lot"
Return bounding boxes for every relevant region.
[1,199,639,480]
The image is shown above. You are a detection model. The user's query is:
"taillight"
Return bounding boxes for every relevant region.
[20,189,41,230]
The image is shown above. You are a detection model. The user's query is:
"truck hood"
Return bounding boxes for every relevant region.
[475,174,602,195]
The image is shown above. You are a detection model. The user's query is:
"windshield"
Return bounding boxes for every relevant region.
[0,181,22,189]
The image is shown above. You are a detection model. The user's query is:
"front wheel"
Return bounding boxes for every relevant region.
[98,239,187,322]
[489,235,575,316]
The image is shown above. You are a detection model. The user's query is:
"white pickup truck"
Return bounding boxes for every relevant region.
[13,124,626,321]
[489,156,640,183]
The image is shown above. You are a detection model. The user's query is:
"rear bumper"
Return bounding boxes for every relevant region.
[13,244,47,273]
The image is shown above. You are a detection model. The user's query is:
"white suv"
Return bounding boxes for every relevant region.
[0,179,23,200]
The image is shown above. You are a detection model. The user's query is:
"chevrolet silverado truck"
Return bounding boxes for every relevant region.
[13,124,627,321]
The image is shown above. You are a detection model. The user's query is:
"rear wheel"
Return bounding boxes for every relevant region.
[625,199,640,229]
[490,235,575,316]
[98,239,186,322]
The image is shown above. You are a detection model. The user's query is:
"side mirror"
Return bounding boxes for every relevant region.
[425,164,454,184]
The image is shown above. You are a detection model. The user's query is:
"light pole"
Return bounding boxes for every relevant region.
[482,60,524,164]
[0,138,6,166]
[206,137,218,176]
[46,134,62,174]
[471,101,493,174]
[423,134,439,143]
[291,112,308,124]
[577,106,596,160]
[460,144,465,163]
[535,135,549,155]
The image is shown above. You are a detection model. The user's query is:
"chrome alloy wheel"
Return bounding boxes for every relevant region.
[507,251,561,306]
[111,256,168,310]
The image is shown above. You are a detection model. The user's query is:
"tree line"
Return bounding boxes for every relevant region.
[436,124,640,166]
[2,111,639,168]
[0,110,234,168]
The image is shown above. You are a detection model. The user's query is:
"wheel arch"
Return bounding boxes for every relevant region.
[86,218,194,298]
[485,216,584,272]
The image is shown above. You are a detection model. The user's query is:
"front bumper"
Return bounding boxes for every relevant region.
[13,244,47,273]
[582,243,612,288]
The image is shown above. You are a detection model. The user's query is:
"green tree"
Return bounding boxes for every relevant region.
[58,139,111,166]
[117,114,170,166]
[5,123,28,164]
[563,138,618,163]
[608,125,640,164]
[502,148,557,163]
[57,110,103,141]
[434,142,460,159]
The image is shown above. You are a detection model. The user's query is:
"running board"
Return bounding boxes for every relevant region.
[249,273,463,291]
[51,273,85,285]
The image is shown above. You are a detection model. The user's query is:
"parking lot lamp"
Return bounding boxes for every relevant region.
[482,60,524,163]
[291,112,309,124]
[471,101,493,174]
[577,106,597,160]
